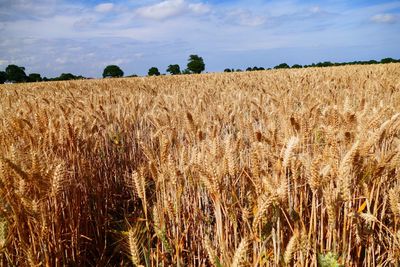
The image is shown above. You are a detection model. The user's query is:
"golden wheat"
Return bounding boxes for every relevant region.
[0,64,399,265]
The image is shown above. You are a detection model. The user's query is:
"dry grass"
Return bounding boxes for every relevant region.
[0,64,400,266]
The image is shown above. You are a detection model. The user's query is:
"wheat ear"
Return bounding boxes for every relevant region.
[231,237,249,267]
[127,228,142,266]
[284,230,299,265]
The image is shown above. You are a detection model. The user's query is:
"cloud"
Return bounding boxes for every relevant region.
[135,0,187,20]
[108,58,130,65]
[309,6,322,14]
[55,57,68,64]
[0,59,9,66]
[0,0,58,17]
[226,9,266,27]
[133,53,144,58]
[188,3,210,14]
[95,3,114,13]
[73,17,95,29]
[371,13,398,24]
[135,0,210,20]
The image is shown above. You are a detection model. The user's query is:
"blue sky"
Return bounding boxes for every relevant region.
[0,0,399,77]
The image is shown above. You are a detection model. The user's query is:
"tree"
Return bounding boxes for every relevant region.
[167,64,181,75]
[381,58,397,64]
[0,71,7,84]
[103,65,124,78]
[224,68,232,72]
[187,55,205,74]
[247,66,264,71]
[291,64,303,68]
[316,61,333,67]
[28,73,42,82]
[274,63,290,69]
[58,73,76,80]
[6,64,27,83]
[148,67,160,76]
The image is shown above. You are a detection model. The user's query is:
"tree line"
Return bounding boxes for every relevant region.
[0,65,86,84]
[226,57,400,72]
[1,55,399,84]
[102,55,205,78]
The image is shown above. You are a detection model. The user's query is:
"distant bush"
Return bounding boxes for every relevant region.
[167,64,181,75]
[246,66,265,71]
[103,65,124,78]
[28,73,42,82]
[291,64,302,68]
[148,67,161,76]
[274,63,290,69]
[381,58,398,64]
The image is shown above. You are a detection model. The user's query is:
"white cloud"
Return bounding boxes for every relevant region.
[108,58,130,65]
[241,15,266,27]
[0,0,58,17]
[133,53,144,58]
[55,57,67,64]
[227,9,266,27]
[95,3,114,13]
[189,3,210,14]
[371,13,398,24]
[310,6,321,14]
[134,0,210,20]
[135,0,186,20]
[73,17,95,29]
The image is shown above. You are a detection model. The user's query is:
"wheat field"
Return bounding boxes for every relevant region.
[0,64,400,266]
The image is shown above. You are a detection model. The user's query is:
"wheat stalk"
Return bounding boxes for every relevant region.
[231,237,248,267]
[284,230,299,265]
[127,228,142,266]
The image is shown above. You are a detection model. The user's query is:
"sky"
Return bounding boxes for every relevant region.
[0,0,399,78]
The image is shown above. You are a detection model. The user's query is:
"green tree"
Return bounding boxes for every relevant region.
[381,58,397,64]
[6,64,27,83]
[0,71,7,84]
[224,68,232,72]
[28,73,42,82]
[187,55,205,74]
[103,65,124,78]
[316,61,333,67]
[167,64,181,75]
[148,67,160,76]
[58,73,76,80]
[291,64,303,68]
[274,63,290,69]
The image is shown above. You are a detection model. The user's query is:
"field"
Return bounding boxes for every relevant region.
[1,64,400,266]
